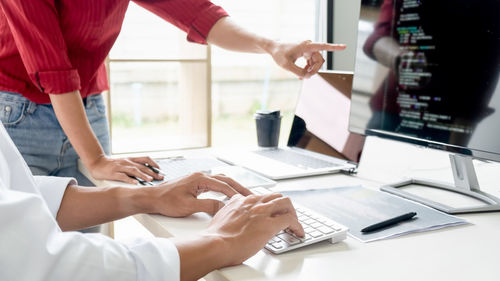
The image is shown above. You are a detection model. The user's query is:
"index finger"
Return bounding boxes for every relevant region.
[197,175,239,198]
[262,197,304,237]
[211,174,252,196]
[129,156,160,168]
[304,43,346,53]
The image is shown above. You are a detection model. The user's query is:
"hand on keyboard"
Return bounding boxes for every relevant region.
[203,187,348,255]
[147,172,252,217]
[252,187,349,254]
[203,192,305,265]
[168,185,303,280]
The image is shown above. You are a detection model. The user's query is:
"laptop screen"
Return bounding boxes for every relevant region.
[287,71,365,162]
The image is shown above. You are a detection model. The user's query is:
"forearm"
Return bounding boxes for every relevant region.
[207,17,345,79]
[56,184,154,231]
[207,17,277,54]
[173,235,229,281]
[49,91,105,168]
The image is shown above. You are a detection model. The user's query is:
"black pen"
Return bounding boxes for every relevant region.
[130,175,154,186]
[361,212,417,233]
[144,163,166,176]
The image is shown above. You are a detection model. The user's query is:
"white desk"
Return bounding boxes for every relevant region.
[80,136,500,281]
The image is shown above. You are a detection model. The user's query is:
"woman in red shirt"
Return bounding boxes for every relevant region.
[0,0,345,185]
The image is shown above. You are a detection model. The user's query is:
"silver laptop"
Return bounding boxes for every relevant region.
[217,71,365,180]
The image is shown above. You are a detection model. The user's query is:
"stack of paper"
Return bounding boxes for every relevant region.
[282,185,468,242]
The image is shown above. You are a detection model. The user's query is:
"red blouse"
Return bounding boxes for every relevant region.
[362,0,397,112]
[0,0,227,104]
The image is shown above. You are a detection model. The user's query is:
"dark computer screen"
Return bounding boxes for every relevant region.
[350,0,500,161]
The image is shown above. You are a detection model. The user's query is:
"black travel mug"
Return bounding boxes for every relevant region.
[254,110,281,147]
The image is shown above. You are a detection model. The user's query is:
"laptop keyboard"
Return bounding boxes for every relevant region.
[153,158,229,183]
[252,187,348,254]
[253,149,339,169]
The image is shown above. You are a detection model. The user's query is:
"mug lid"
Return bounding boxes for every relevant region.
[255,109,280,117]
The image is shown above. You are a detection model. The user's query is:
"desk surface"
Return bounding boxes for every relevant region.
[80,137,500,281]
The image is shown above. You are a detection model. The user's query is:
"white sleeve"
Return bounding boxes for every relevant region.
[34,176,76,219]
[0,187,180,281]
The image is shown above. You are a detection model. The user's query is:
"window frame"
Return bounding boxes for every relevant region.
[105,47,213,155]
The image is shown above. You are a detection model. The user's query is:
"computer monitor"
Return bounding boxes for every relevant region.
[349,0,500,213]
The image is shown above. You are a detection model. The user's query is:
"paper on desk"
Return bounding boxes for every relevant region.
[282,185,468,242]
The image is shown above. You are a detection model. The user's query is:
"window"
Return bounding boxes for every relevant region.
[108,1,316,153]
[108,2,210,154]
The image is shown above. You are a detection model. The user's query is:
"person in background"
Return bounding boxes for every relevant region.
[0,0,346,186]
[0,122,304,281]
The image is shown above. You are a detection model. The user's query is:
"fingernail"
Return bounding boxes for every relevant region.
[307,66,314,72]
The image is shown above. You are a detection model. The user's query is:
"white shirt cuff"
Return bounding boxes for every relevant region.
[126,237,180,281]
[34,176,76,219]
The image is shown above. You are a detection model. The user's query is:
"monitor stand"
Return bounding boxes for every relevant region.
[381,154,500,214]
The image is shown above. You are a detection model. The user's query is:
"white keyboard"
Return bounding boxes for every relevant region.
[252,187,348,254]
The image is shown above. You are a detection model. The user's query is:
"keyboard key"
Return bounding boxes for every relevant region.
[327,223,342,231]
[278,233,301,245]
[324,221,336,227]
[270,241,286,250]
[317,226,335,234]
[319,218,330,224]
[309,222,323,229]
[303,218,316,225]
[303,227,314,233]
[309,231,323,238]
[269,237,280,244]
[302,211,312,216]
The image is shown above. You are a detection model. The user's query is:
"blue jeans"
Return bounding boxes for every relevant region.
[0,91,111,186]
